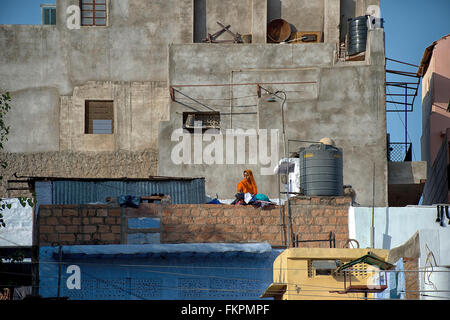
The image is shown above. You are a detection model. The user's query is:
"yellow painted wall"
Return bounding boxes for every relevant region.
[272,248,390,300]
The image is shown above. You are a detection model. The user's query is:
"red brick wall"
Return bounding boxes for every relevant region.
[38,205,122,246]
[288,196,351,248]
[403,257,419,300]
[38,196,352,247]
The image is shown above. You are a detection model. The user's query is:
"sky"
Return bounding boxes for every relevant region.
[0,0,449,161]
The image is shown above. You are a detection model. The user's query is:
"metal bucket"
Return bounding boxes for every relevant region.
[267,19,291,43]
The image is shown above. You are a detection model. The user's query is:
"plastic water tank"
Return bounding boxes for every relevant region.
[347,16,368,56]
[299,142,343,196]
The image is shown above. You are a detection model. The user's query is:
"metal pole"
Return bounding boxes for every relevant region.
[277,90,292,247]
[57,244,62,298]
[278,170,285,246]
[405,85,408,159]
[370,162,375,248]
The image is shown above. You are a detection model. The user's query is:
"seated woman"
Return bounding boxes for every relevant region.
[236,169,258,196]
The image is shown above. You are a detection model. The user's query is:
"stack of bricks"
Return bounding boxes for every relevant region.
[38,205,122,246]
[289,196,352,248]
[37,195,353,248]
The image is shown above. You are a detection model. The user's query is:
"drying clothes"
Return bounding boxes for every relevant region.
[244,192,253,204]
[231,192,245,205]
[236,169,258,196]
[253,193,270,202]
[207,198,221,204]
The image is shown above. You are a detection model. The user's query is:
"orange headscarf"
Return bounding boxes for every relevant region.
[237,169,258,195]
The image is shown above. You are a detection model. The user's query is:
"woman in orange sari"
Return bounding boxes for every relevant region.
[236,169,258,196]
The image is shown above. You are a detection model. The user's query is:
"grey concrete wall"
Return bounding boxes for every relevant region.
[267,0,324,33]
[0,0,383,200]
[159,29,388,206]
[0,0,193,155]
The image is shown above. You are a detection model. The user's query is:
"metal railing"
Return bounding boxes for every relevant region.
[388,142,412,162]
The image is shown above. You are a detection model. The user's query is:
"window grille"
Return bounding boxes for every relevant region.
[80,0,107,26]
[183,112,220,133]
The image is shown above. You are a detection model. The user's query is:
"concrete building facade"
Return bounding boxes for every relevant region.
[418,34,450,205]
[0,0,394,208]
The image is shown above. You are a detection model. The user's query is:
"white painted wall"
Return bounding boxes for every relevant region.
[348,206,448,251]
[0,198,33,247]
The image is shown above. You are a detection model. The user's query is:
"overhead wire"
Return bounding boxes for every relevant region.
[3,257,450,273]
[2,261,450,300]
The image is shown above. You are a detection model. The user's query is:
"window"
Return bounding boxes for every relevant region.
[80,0,107,26]
[183,112,220,133]
[308,260,341,277]
[85,100,113,134]
[41,4,56,25]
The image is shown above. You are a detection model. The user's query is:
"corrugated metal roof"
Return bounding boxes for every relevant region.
[35,178,205,205]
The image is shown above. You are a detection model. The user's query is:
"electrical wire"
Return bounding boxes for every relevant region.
[3,258,450,273]
[3,263,450,300]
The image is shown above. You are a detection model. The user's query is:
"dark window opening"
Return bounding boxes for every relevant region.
[85,100,113,134]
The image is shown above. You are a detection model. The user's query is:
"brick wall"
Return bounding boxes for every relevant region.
[288,196,351,248]
[38,196,352,248]
[403,257,419,300]
[38,205,122,245]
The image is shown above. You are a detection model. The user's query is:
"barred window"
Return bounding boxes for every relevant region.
[41,5,56,25]
[80,0,107,26]
[183,112,220,133]
[85,100,113,134]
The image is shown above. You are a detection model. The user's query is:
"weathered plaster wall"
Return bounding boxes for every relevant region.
[0,0,384,202]
[0,0,190,196]
[159,29,387,206]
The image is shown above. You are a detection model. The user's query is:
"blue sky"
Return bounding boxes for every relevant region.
[0,0,449,161]
[381,0,450,161]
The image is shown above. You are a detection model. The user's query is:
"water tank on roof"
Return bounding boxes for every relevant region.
[347,16,368,56]
[299,142,343,196]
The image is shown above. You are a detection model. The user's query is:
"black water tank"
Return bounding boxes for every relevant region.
[348,16,368,56]
[299,143,343,196]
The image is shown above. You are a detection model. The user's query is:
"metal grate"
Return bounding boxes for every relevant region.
[183,112,220,132]
[80,0,107,26]
[388,142,412,162]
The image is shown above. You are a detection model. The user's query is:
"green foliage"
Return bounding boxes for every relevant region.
[0,90,12,229]
[0,91,11,169]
